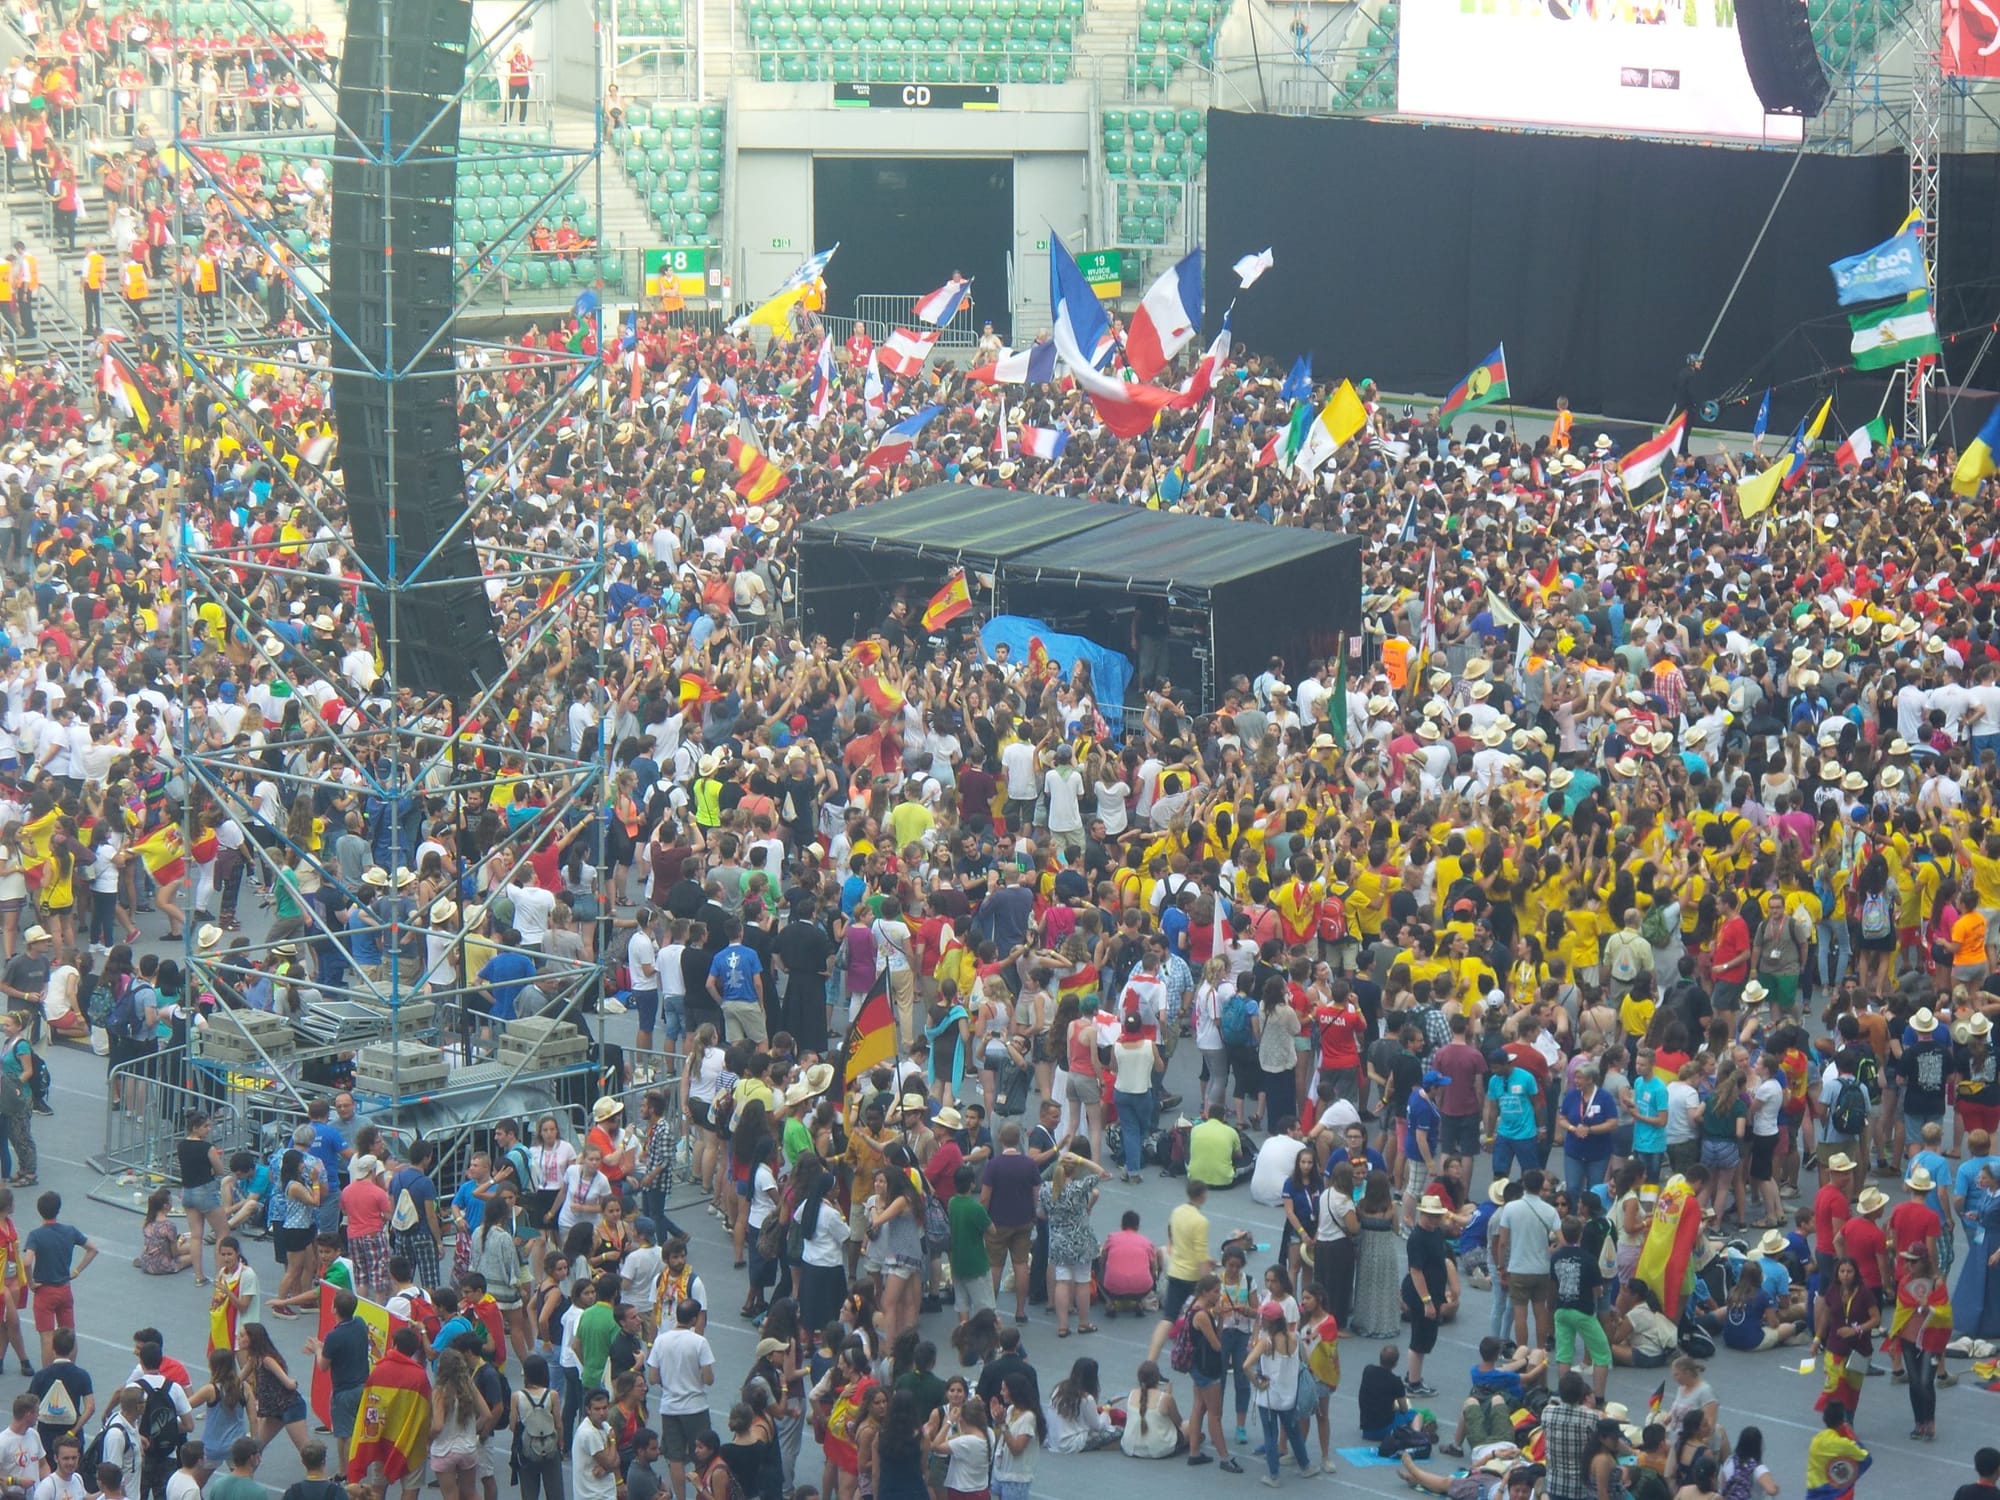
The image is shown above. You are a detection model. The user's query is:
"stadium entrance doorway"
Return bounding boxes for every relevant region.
[813,156,1014,337]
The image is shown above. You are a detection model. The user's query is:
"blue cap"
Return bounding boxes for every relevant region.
[1422,1070,1452,1089]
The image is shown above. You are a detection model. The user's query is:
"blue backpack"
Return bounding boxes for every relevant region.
[1220,992,1256,1048]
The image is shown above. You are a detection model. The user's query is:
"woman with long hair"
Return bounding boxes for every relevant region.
[134,1187,191,1275]
[865,1165,924,1344]
[793,1167,849,1336]
[991,1370,1043,1499]
[820,1341,878,1500]
[1244,1301,1315,1480]
[187,1348,248,1478]
[1853,853,1899,997]
[1692,1062,1749,1229]
[242,1322,311,1456]
[274,1148,322,1305]
[178,1113,229,1284]
[429,1349,491,1500]
[1716,1425,1779,1497]
[1278,1143,1323,1285]
[511,1354,565,1500]
[1044,1357,1117,1453]
[1349,1169,1403,1339]
[1120,1359,1184,1459]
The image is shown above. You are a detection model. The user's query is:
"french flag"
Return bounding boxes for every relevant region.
[675,375,708,445]
[878,326,939,378]
[1124,249,1202,382]
[969,341,1058,386]
[1170,307,1233,410]
[913,275,970,327]
[864,404,944,470]
[864,349,887,422]
[1019,425,1069,461]
[808,333,836,424]
[1050,232,1180,438]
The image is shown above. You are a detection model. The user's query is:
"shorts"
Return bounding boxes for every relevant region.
[429,1450,478,1474]
[630,990,660,1032]
[1401,1285,1439,1353]
[1065,1071,1101,1104]
[29,1283,72,1333]
[1905,1110,1944,1142]
[659,1410,708,1463]
[1050,1263,1092,1283]
[182,1180,223,1214]
[276,1224,317,1256]
[1749,1132,1778,1182]
[688,1097,714,1130]
[983,1221,1032,1267]
[954,1272,997,1316]
[1554,1306,1611,1367]
[1700,1138,1741,1172]
[722,1000,768,1045]
[658,995,687,1041]
[1507,1272,1549,1307]
[1162,1275,1198,1321]
[1403,1159,1428,1197]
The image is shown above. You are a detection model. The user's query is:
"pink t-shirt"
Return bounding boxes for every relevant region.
[1101,1229,1156,1297]
[342,1178,392,1239]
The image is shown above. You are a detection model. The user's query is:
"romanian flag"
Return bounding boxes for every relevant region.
[1437,344,1509,428]
[679,673,725,708]
[345,1346,433,1483]
[837,979,898,1099]
[309,1282,401,1428]
[1633,1175,1703,1319]
[726,433,789,503]
[858,672,905,717]
[1953,402,2000,496]
[131,824,186,885]
[921,570,972,632]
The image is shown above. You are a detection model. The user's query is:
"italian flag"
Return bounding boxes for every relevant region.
[1835,417,1890,469]
[1181,397,1215,472]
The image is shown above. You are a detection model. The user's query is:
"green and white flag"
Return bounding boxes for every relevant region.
[1849,293,1940,371]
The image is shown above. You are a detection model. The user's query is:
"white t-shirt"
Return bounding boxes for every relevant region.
[644,1328,715,1417]
[628,930,660,992]
[0,1429,44,1490]
[571,1418,617,1500]
[505,883,557,945]
[165,1472,202,1500]
[31,1471,84,1500]
[1249,1134,1302,1208]
[1043,767,1083,833]
[1750,1077,1785,1136]
[999,741,1038,800]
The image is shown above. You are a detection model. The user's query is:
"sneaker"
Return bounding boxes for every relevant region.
[1259,1476,1281,1489]
[1236,1426,1249,1446]
[1187,1454,1214,1468]
[1298,1464,1320,1478]
[1219,1458,1244,1474]
[1405,1380,1437,1397]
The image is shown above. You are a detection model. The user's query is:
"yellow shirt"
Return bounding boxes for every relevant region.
[1561,907,1607,972]
[1165,1201,1211,1281]
[1969,851,2000,911]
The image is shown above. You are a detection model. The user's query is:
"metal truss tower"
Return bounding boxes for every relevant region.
[1903,0,1944,441]
[162,0,616,1140]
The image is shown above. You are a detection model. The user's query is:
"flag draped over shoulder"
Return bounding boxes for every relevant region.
[310,1284,400,1428]
[131,824,185,884]
[346,1347,432,1482]
[1633,1176,1702,1319]
[837,981,897,1099]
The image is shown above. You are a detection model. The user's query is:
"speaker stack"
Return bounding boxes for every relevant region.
[1736,0,1832,118]
[329,0,506,697]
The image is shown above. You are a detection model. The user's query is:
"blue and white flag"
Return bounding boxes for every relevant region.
[1280,353,1313,404]
[1829,216,1927,307]
[1751,387,1770,441]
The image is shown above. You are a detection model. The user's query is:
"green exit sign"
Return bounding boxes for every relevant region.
[1033,237,1049,251]
[770,236,792,250]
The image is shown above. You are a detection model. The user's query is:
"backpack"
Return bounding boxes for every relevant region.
[1640,905,1671,948]
[1830,1076,1869,1138]
[1859,888,1893,941]
[1315,890,1350,944]
[136,1376,181,1455]
[1219,992,1256,1048]
[82,1414,132,1478]
[1720,1458,1760,1500]
[517,1388,562,1462]
[1855,1051,1882,1103]
[1609,933,1641,984]
[84,973,115,1029]
[35,1374,78,1430]
[1167,1312,1196,1373]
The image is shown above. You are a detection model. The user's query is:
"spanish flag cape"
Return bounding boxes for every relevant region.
[1886,1269,1951,1352]
[130,822,185,885]
[207,1263,249,1355]
[1633,1176,1702,1319]
[346,1346,432,1482]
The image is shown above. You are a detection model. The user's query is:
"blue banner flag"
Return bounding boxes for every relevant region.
[1751,388,1770,440]
[1829,222,1927,307]
[1280,353,1313,404]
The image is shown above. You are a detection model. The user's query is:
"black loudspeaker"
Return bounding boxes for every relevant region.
[329,0,504,697]
[1736,0,1831,117]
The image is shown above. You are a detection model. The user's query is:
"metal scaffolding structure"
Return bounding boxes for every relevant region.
[149,0,620,1168]
[1902,0,1945,441]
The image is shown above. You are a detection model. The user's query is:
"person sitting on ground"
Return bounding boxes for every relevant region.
[1187,1106,1248,1190]
[1394,1452,1542,1500]
[1118,1360,1184,1459]
[1602,1281,1678,1368]
[1720,1250,1808,1353]
[1442,1337,1548,1458]
[1356,1344,1413,1443]
[1099,1211,1161,1307]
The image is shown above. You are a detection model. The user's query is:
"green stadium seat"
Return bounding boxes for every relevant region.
[698,168,722,190]
[1018,56,1045,80]
[684,211,710,236]
[758,54,779,79]
[1162,128,1186,153]
[574,213,598,238]
[548,259,573,289]
[1190,128,1207,157]
[1178,108,1202,132]
[698,191,720,213]
[665,168,690,190]
[698,146,723,168]
[524,260,550,289]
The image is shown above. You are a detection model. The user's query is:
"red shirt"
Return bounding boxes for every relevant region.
[1814,1184,1850,1254]
[1841,1213,1888,1290]
[1503,1040,1550,1089]
[1710,913,1752,983]
[1314,1001,1366,1071]
[1888,1201,1941,1270]
[1429,1041,1488,1117]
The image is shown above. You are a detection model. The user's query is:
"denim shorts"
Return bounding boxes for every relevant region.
[630,989,660,1032]
[182,1181,223,1214]
[658,995,687,1042]
[1700,1138,1742,1171]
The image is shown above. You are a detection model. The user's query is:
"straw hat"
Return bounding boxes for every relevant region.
[1880,766,1904,789]
[1824,1152,1858,1174]
[1612,757,1639,778]
[1820,648,1844,671]
[1888,737,1912,756]
[429,897,458,923]
[1911,1007,1941,1033]
[697,750,722,776]
[1470,681,1493,701]
[1795,669,1820,689]
[1856,1187,1890,1215]
[21,926,49,945]
[934,1106,964,1131]
[1818,760,1842,780]
[1488,1180,1510,1206]
[1365,694,1394,715]
[1549,768,1574,790]
[1416,1194,1449,1217]
[271,942,298,957]
[1465,658,1491,681]
[393,867,416,889]
[1970,1013,1994,1039]
[362,866,389,888]
[1841,771,1867,792]
[1416,722,1441,742]
[1478,724,1506,747]
[351,1155,382,1180]
[1741,980,1769,1006]
[803,1062,836,1096]
[1906,1167,1937,1194]
[1429,670,1453,690]
[195,924,224,952]
[1685,725,1707,748]
[783,1080,815,1108]
[591,1096,626,1122]
[1748,1228,1788,1259]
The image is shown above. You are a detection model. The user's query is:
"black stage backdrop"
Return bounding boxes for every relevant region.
[1203,112,1932,425]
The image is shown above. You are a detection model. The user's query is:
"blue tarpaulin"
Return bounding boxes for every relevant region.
[979,615,1133,736]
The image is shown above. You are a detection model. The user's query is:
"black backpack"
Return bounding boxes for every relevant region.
[1830,1076,1869,1139]
[136,1377,181,1457]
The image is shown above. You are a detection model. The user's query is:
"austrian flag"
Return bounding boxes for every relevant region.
[878,327,939,378]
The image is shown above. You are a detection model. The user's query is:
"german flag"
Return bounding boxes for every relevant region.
[836,978,898,1101]
[726,433,789,503]
[921,569,972,632]
[102,343,155,433]
[679,672,725,708]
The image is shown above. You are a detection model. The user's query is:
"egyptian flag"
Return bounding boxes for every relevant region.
[131,823,185,885]
[1633,1176,1703,1318]
[345,1347,433,1483]
[1617,411,1687,501]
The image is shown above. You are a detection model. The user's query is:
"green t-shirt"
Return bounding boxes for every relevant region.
[1187,1118,1240,1188]
[273,869,305,921]
[946,1194,990,1279]
[782,1116,812,1170]
[893,1369,947,1424]
[323,1258,354,1293]
[210,1475,268,1500]
[574,1300,619,1385]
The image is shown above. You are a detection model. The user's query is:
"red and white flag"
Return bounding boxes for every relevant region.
[1617,411,1687,495]
[878,326,939,378]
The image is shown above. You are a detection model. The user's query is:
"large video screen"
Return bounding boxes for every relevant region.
[1396,0,1804,143]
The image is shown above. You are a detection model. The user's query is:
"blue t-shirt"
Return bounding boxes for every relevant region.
[1722,1288,1773,1351]
[1631,1075,1670,1154]
[22,1223,88,1286]
[345,905,383,966]
[1561,1086,1619,1163]
[450,1180,486,1234]
[1160,906,1190,962]
[1467,1363,1524,1402]
[1458,1201,1498,1254]
[310,1122,348,1189]
[1488,1070,1540,1141]
[478,951,538,1021]
[709,944,763,1004]
[1405,1092,1442,1158]
[388,1166,437,1229]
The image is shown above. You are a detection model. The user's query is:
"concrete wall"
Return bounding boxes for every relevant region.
[725,81,1091,330]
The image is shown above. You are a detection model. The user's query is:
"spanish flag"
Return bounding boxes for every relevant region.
[131,823,186,885]
[858,672,905,717]
[679,672,725,708]
[726,433,789,503]
[921,569,972,632]
[309,1283,402,1427]
[536,570,573,611]
[1633,1175,1703,1319]
[1027,636,1051,678]
[1058,965,1101,1006]
[837,980,898,1099]
[847,639,883,667]
[1533,558,1562,601]
[345,1346,432,1483]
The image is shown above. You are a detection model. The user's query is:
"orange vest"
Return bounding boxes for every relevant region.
[0,264,11,303]
[122,262,148,300]
[1381,637,1413,691]
[83,251,103,290]
[1551,409,1574,453]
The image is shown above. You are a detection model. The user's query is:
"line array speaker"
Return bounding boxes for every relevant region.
[1736,0,1831,118]
[328,0,503,696]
